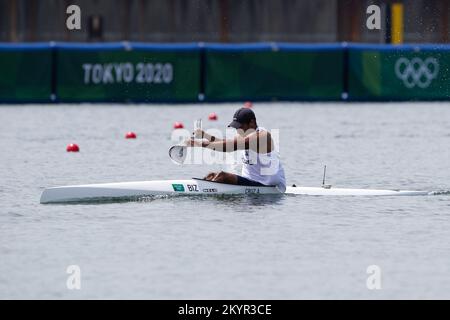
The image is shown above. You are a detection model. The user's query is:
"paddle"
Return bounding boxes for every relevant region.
[169,119,202,165]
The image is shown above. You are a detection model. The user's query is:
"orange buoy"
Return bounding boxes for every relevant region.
[125,132,137,139]
[66,143,79,152]
[173,122,184,129]
[208,112,218,121]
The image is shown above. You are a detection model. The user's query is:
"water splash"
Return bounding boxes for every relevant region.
[429,190,450,196]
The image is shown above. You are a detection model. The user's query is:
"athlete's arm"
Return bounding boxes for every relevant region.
[192,131,273,153]
[193,129,218,142]
[200,136,245,152]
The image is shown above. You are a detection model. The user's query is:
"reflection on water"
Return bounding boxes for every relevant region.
[140,193,286,208]
[43,191,449,206]
[192,193,286,207]
[44,193,287,206]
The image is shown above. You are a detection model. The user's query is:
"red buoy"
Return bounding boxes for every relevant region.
[173,122,184,129]
[244,101,253,108]
[208,112,218,121]
[66,143,79,152]
[125,132,137,139]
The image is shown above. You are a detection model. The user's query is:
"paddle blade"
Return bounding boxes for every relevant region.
[194,119,202,131]
[169,145,187,165]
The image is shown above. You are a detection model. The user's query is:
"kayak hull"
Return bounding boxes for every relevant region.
[40,178,429,204]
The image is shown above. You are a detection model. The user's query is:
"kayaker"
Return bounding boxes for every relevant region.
[186,107,286,192]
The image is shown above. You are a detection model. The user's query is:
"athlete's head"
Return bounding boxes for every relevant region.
[228,108,257,135]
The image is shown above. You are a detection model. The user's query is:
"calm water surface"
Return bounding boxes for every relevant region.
[0,102,449,299]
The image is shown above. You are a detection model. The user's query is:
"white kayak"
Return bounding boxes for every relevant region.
[40,178,429,204]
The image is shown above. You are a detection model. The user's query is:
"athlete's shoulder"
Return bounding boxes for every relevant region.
[256,128,271,139]
[246,129,269,140]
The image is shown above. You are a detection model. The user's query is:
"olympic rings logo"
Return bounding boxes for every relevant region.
[395,57,439,89]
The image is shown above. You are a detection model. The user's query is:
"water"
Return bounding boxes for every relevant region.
[0,102,449,299]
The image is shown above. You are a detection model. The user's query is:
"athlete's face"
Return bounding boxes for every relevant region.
[237,119,256,136]
[239,122,250,133]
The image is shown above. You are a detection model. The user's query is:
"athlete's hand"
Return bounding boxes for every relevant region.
[185,138,195,147]
[185,138,203,147]
[193,129,204,139]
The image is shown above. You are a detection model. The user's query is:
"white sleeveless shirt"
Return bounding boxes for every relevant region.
[241,127,286,192]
